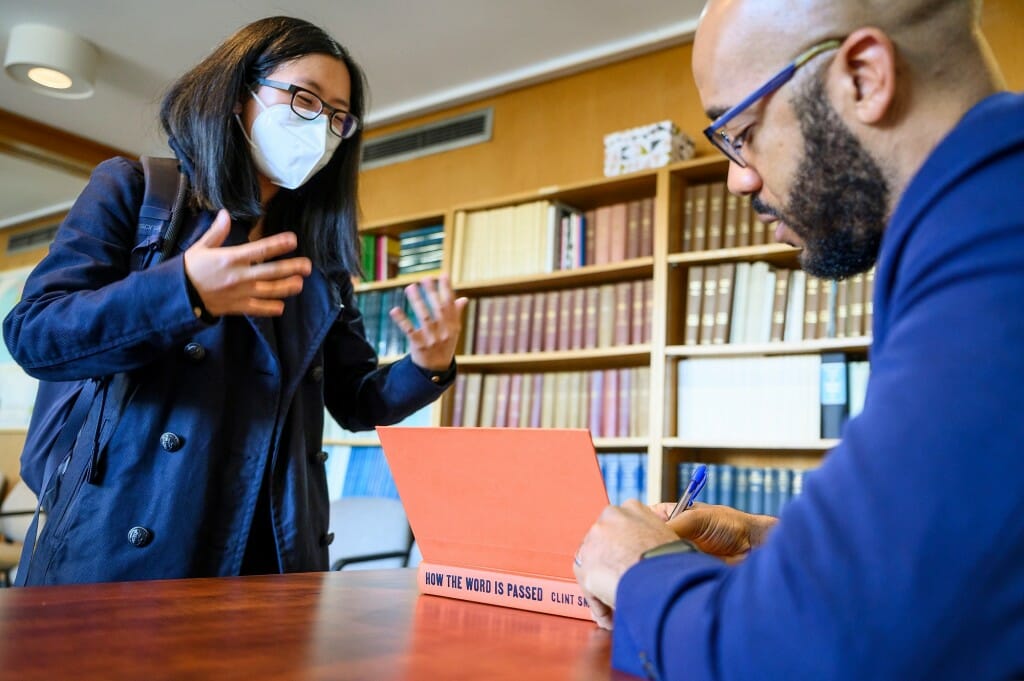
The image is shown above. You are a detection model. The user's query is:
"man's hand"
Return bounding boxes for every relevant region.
[183,209,312,317]
[652,502,777,563]
[390,274,468,372]
[573,500,679,630]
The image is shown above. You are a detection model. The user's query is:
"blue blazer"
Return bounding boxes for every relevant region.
[3,158,450,584]
[613,93,1024,680]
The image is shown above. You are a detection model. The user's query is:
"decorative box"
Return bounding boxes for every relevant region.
[603,120,695,177]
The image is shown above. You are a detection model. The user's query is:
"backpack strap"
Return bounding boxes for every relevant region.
[15,157,191,585]
[139,155,190,263]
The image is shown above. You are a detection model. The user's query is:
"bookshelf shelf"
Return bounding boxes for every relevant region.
[355,272,442,293]
[324,437,380,447]
[593,437,649,450]
[666,337,872,358]
[456,345,651,372]
[667,243,801,267]
[454,258,654,296]
[360,210,445,236]
[662,438,840,451]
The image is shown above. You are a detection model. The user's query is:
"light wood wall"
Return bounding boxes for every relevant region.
[360,0,1024,224]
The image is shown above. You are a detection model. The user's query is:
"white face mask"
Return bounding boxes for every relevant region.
[237,90,341,190]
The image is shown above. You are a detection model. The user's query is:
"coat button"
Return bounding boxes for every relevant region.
[160,432,184,452]
[312,450,329,464]
[183,342,206,361]
[128,526,153,547]
[308,365,324,382]
[321,532,335,547]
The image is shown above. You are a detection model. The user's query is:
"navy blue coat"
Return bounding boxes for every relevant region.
[3,157,450,584]
[613,93,1024,679]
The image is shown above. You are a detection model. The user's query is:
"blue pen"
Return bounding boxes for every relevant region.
[668,464,708,520]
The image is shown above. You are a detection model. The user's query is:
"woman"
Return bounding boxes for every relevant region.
[3,16,465,584]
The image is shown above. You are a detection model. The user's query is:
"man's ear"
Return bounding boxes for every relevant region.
[832,28,897,125]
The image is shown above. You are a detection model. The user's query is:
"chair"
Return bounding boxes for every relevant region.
[328,496,414,571]
[0,475,38,587]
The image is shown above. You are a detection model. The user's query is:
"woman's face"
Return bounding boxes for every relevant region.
[238,53,353,138]
[237,53,352,199]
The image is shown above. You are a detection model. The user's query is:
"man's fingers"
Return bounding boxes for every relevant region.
[390,308,422,339]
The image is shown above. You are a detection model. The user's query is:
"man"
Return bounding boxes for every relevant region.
[573,1,1024,678]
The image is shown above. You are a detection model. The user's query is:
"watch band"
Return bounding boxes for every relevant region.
[641,539,698,560]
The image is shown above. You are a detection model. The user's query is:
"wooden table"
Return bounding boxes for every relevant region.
[0,569,639,680]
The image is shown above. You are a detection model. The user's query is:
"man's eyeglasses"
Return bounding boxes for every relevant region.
[703,39,842,167]
[256,78,360,139]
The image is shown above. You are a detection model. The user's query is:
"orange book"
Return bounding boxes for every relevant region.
[378,427,609,620]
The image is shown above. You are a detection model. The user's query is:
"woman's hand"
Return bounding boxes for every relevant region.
[390,274,468,371]
[183,209,312,317]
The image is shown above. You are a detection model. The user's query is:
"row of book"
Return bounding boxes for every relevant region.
[680,181,776,252]
[451,368,650,438]
[679,462,811,517]
[354,288,415,358]
[597,453,646,506]
[676,353,870,442]
[325,445,400,500]
[684,263,875,345]
[359,224,444,281]
[455,198,655,283]
[462,280,653,356]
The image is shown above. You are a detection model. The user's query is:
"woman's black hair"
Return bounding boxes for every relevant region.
[160,16,367,276]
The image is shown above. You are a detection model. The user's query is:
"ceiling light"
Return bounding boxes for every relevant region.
[4,24,98,99]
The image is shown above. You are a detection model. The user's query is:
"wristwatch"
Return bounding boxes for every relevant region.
[641,539,698,560]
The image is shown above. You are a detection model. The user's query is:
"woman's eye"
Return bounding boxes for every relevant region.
[293,91,321,113]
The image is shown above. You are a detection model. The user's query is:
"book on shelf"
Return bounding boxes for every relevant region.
[699,264,718,345]
[706,181,726,251]
[678,461,813,517]
[820,352,850,438]
[677,355,822,442]
[378,427,609,620]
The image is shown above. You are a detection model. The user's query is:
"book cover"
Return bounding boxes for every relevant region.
[639,197,655,258]
[699,264,719,345]
[723,192,739,249]
[820,352,849,438]
[713,263,736,345]
[626,200,642,259]
[570,287,586,350]
[681,185,695,253]
[631,280,645,345]
[489,295,507,354]
[583,286,600,349]
[769,268,789,342]
[691,183,709,252]
[584,210,597,267]
[530,292,546,352]
[378,427,608,621]
[705,181,725,251]
[803,275,820,341]
[503,295,520,356]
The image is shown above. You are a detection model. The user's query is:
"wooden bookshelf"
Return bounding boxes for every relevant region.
[437,154,872,504]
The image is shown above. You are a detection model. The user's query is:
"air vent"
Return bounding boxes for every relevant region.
[6,223,59,254]
[361,108,493,170]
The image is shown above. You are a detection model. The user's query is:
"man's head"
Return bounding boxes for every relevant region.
[692,0,1001,278]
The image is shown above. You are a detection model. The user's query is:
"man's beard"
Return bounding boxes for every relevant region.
[759,76,889,280]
